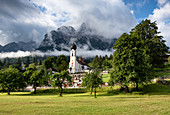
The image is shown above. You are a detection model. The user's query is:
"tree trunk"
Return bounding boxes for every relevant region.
[136,82,139,91]
[34,87,36,94]
[59,83,63,97]
[60,87,63,97]
[7,87,10,95]
[94,87,96,98]
[90,86,93,95]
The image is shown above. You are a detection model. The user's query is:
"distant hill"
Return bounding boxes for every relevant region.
[0,41,37,52]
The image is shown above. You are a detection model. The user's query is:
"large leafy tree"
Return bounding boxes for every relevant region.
[55,55,68,72]
[110,19,168,90]
[130,19,168,67]
[43,57,55,70]
[51,70,71,96]
[23,64,45,94]
[110,33,153,90]
[0,67,26,95]
[82,70,102,98]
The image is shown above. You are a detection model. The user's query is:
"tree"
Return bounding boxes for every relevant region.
[109,54,113,60]
[92,55,100,69]
[17,58,22,67]
[168,56,170,64]
[0,60,2,69]
[56,55,68,72]
[51,70,71,96]
[110,32,154,90]
[26,57,30,67]
[33,57,38,65]
[39,60,42,65]
[110,19,169,90]
[2,58,9,69]
[82,70,102,98]
[43,57,55,70]
[23,64,45,94]
[102,59,112,69]
[0,67,26,95]
[130,19,168,67]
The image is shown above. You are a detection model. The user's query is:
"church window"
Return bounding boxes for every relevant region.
[72,52,73,56]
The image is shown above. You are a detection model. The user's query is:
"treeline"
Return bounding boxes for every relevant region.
[0,56,44,70]
[89,54,113,69]
[0,55,71,96]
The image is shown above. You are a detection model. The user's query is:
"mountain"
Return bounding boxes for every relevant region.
[0,41,37,52]
[0,45,2,51]
[37,23,117,52]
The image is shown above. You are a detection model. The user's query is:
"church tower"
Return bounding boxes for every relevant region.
[69,43,77,73]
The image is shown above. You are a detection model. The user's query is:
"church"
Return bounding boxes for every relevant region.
[69,43,90,74]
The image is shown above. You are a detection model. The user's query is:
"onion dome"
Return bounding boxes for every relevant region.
[70,43,77,50]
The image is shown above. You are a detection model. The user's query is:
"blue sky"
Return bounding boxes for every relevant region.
[123,0,158,20]
[0,0,170,48]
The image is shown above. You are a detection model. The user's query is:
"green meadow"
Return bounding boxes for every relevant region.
[0,83,170,115]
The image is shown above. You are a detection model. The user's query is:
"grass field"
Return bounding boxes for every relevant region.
[0,90,170,115]
[102,74,110,82]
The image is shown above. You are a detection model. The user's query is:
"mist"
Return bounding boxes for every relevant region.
[0,49,113,59]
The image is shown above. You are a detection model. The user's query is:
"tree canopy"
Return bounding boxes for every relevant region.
[110,19,168,90]
[55,55,68,72]
[0,67,26,95]
[23,64,45,94]
[51,70,71,96]
[82,70,102,98]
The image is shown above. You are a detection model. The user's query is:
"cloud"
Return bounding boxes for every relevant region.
[0,0,136,46]
[148,2,170,46]
[0,49,113,59]
[157,0,167,6]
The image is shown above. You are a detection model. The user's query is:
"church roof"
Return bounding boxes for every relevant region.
[77,57,89,66]
[70,43,77,50]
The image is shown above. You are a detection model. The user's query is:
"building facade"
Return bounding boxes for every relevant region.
[69,43,90,74]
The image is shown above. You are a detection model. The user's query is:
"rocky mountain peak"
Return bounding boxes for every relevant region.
[57,26,76,36]
[77,23,94,35]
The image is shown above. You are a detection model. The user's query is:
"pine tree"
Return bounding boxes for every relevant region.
[26,57,30,67]
[33,57,38,65]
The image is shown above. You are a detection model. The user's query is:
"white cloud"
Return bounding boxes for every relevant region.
[157,0,167,6]
[0,0,137,46]
[149,2,170,46]
[0,49,112,59]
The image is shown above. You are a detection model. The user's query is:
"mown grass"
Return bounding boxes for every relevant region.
[0,83,170,115]
[102,74,110,82]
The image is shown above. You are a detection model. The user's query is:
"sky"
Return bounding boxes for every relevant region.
[0,0,170,57]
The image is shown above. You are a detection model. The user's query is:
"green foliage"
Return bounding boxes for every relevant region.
[168,56,170,64]
[55,55,68,72]
[43,57,55,70]
[102,59,112,69]
[130,19,169,67]
[110,27,154,90]
[142,83,170,94]
[0,67,26,95]
[110,19,168,90]
[0,60,3,69]
[51,70,72,96]
[23,64,45,94]
[33,57,38,65]
[31,88,87,94]
[2,58,9,69]
[26,57,30,67]
[82,70,103,98]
